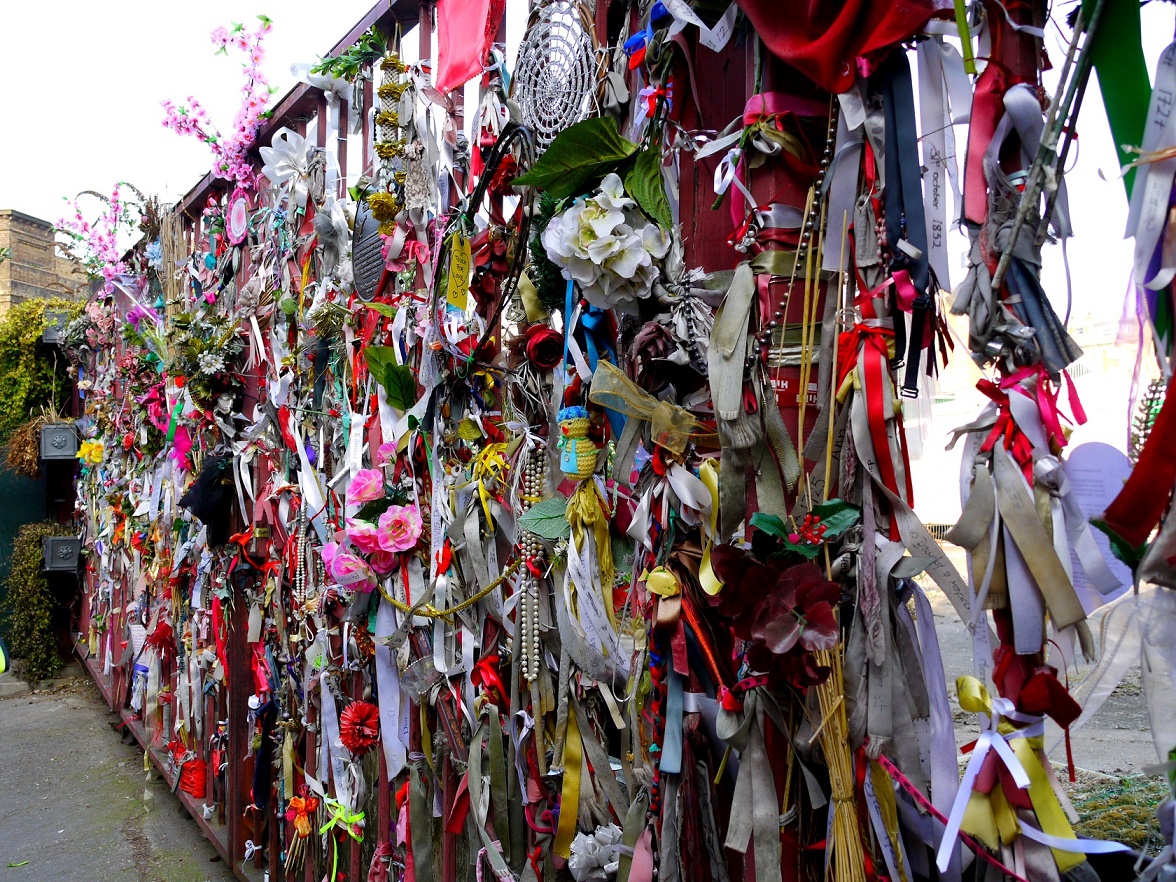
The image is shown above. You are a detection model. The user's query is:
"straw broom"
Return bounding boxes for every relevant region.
[807,211,867,882]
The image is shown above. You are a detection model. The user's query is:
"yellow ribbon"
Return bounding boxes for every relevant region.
[588,360,705,455]
[565,481,616,630]
[553,699,583,858]
[643,567,680,598]
[698,459,723,595]
[955,677,1084,872]
[469,442,508,528]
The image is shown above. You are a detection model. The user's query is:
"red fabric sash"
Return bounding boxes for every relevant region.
[1101,377,1176,547]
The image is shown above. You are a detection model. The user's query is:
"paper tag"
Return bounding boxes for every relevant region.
[247,604,263,643]
[1063,443,1132,601]
[698,3,737,52]
[662,0,704,27]
[445,234,471,311]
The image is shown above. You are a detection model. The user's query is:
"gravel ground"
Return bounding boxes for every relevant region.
[0,677,235,882]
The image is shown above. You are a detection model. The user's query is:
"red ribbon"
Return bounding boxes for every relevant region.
[1101,375,1176,548]
[471,654,507,706]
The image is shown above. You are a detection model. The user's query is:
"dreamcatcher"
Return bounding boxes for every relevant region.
[511,0,602,151]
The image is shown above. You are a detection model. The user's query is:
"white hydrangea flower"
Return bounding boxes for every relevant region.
[542,175,668,309]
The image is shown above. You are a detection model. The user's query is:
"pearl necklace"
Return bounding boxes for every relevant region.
[518,445,548,682]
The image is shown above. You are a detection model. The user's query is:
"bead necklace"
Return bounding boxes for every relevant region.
[753,104,840,356]
[518,444,548,682]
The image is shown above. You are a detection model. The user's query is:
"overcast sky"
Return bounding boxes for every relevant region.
[0,0,1170,328]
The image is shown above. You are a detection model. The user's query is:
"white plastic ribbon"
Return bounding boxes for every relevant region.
[936,695,1040,872]
[1128,41,1176,289]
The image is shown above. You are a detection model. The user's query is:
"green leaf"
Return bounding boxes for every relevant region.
[355,497,393,522]
[518,496,572,541]
[383,363,417,411]
[364,301,398,319]
[625,148,672,228]
[809,499,861,540]
[363,345,397,381]
[1090,519,1147,570]
[750,512,790,539]
[782,539,823,560]
[511,117,638,199]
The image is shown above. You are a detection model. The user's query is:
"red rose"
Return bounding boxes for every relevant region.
[523,324,563,370]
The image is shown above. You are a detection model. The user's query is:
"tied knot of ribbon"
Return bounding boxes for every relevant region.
[718,675,770,712]
[469,442,508,526]
[588,360,702,455]
[285,794,320,838]
[836,322,895,393]
[936,676,1042,873]
[243,840,260,861]
[471,653,507,705]
[319,798,365,842]
[976,380,1036,479]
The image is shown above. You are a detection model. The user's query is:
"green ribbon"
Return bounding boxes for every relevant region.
[165,400,184,446]
[318,797,364,882]
[1083,0,1150,197]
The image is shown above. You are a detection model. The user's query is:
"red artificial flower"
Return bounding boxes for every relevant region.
[523,324,563,370]
[339,701,380,756]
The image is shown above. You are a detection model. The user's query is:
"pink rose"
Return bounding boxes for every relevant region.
[377,441,397,465]
[377,504,423,553]
[327,548,376,593]
[345,518,382,554]
[347,468,385,504]
[319,541,340,569]
[369,550,399,576]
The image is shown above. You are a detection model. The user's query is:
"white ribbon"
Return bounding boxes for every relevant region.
[712,148,757,212]
[1129,42,1176,288]
[936,698,1040,872]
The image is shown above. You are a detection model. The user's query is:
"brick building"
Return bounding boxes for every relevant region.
[0,210,86,316]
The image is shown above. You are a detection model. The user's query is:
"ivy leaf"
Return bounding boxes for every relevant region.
[512,118,638,199]
[383,363,418,411]
[625,148,672,228]
[750,512,789,540]
[518,496,572,541]
[809,499,861,541]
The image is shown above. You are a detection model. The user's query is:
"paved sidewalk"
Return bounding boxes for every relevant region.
[0,677,235,882]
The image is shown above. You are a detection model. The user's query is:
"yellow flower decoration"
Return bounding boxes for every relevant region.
[367,191,400,223]
[77,439,104,465]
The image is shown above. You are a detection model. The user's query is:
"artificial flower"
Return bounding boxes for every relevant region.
[328,548,377,593]
[368,549,399,576]
[377,504,423,553]
[258,127,313,205]
[523,324,563,369]
[626,321,675,393]
[542,174,670,310]
[347,468,385,504]
[345,518,382,554]
[339,701,380,755]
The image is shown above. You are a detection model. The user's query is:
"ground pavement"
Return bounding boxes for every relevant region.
[0,674,235,882]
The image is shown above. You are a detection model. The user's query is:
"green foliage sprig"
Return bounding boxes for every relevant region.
[311,26,388,82]
[1,521,76,683]
[0,298,80,446]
